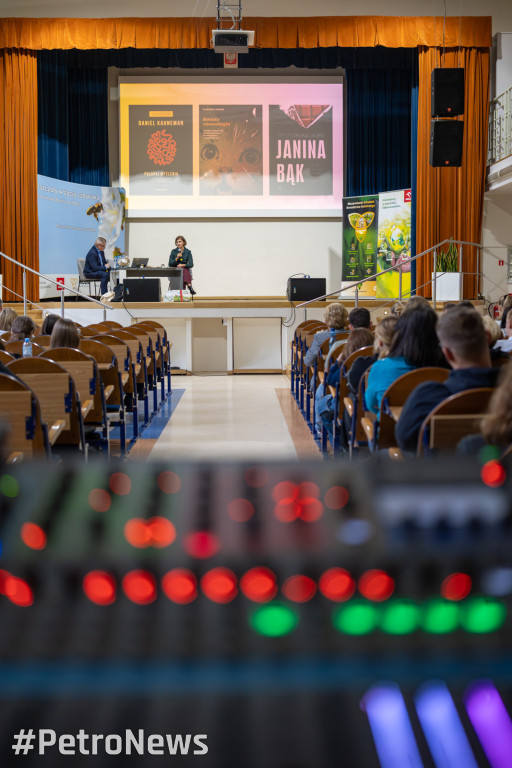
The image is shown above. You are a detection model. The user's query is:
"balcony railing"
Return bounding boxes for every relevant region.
[488,85,512,166]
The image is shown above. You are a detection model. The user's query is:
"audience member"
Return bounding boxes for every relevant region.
[494,309,512,353]
[304,304,348,368]
[50,318,80,349]
[41,313,60,336]
[0,307,17,331]
[348,307,372,330]
[481,315,510,361]
[405,295,431,311]
[10,315,35,341]
[365,305,444,416]
[395,307,500,453]
[500,305,512,333]
[315,328,375,446]
[390,302,405,317]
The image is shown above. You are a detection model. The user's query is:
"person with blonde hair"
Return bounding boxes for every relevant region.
[303,303,349,368]
[0,307,17,331]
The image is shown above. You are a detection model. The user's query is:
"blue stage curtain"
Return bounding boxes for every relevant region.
[38,46,416,201]
[345,66,414,197]
[38,52,108,185]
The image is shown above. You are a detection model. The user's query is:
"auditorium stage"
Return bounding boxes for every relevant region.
[44,296,347,374]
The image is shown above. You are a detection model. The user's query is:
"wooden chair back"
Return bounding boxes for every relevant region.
[101,320,123,329]
[378,367,450,449]
[79,339,123,406]
[36,335,52,347]
[86,323,113,334]
[7,357,82,448]
[417,387,495,456]
[0,350,15,365]
[79,326,100,337]
[92,335,135,395]
[40,347,103,424]
[100,329,146,384]
[5,340,44,357]
[0,373,50,459]
[132,323,163,374]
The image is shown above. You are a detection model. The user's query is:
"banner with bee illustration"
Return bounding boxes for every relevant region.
[376,189,412,299]
[342,189,412,299]
[342,195,379,298]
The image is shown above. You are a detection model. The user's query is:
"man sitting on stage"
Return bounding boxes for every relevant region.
[84,237,110,295]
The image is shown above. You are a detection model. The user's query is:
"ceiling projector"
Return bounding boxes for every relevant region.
[212,29,255,53]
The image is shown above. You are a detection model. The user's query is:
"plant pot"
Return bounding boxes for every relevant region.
[432,272,462,302]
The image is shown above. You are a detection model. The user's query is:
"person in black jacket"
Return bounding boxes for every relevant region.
[395,307,500,454]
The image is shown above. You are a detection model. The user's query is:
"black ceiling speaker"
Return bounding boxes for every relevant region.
[431,68,465,117]
[429,120,464,167]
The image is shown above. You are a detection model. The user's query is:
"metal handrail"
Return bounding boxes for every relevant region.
[297,239,482,311]
[2,286,51,316]
[0,249,113,320]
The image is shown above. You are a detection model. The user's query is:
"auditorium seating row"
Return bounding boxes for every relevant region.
[0,319,172,463]
[290,319,512,458]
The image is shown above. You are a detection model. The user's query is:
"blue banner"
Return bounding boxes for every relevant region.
[37,175,125,297]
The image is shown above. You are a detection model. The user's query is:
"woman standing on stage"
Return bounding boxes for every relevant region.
[169,235,195,295]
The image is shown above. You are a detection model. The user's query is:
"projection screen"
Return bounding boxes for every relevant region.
[119,77,343,218]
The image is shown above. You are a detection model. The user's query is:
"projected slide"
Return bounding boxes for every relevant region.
[119,78,343,217]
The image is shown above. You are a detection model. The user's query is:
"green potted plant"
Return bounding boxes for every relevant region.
[433,239,461,301]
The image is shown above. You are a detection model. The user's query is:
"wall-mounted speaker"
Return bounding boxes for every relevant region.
[431,68,465,117]
[429,120,464,167]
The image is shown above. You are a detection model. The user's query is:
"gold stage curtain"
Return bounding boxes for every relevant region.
[0,48,39,304]
[416,47,490,299]
[0,16,492,50]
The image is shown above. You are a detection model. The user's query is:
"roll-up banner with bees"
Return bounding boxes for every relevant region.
[342,189,412,299]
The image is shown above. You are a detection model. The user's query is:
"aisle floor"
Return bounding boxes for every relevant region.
[146,373,321,462]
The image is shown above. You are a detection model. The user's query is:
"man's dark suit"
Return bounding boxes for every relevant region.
[84,245,109,295]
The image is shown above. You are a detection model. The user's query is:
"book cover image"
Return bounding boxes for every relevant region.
[129,105,193,196]
[269,105,333,196]
[199,105,263,196]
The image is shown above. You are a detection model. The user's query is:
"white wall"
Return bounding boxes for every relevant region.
[126,218,342,297]
[481,194,512,302]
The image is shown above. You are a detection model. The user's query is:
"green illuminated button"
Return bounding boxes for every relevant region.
[250,603,299,637]
[0,474,19,498]
[332,600,379,635]
[461,597,506,634]
[380,599,420,635]
[422,599,459,634]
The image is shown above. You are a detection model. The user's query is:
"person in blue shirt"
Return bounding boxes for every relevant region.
[84,237,110,295]
[365,303,446,416]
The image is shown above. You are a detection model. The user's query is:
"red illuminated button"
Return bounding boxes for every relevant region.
[162,569,197,604]
[319,568,355,602]
[359,570,395,602]
[201,568,237,604]
[240,567,277,603]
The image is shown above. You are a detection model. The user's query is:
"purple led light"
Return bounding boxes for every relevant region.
[361,684,424,768]
[415,682,478,768]
[464,681,512,768]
